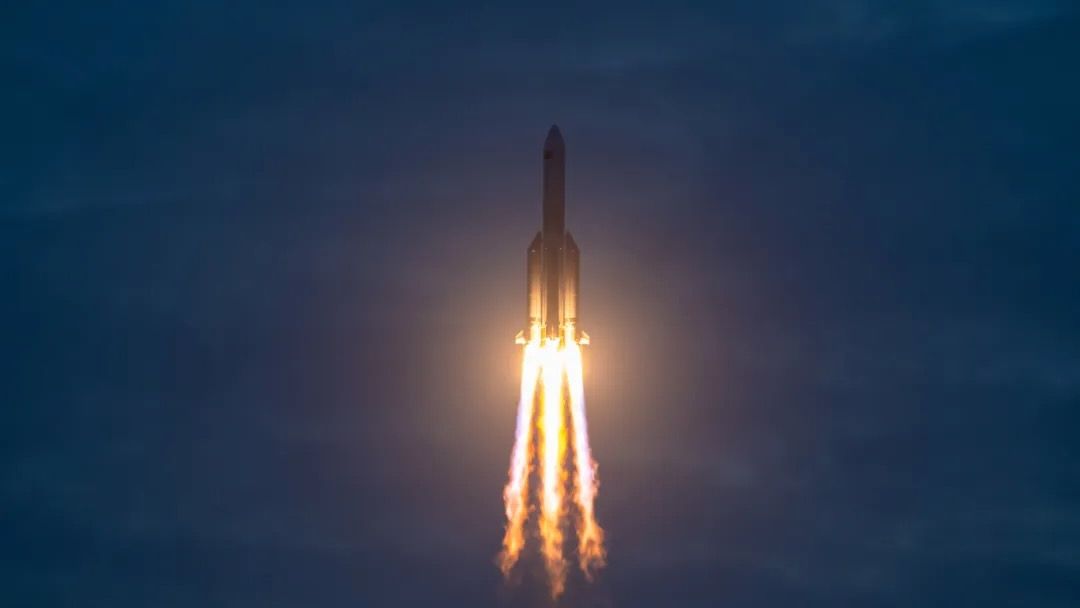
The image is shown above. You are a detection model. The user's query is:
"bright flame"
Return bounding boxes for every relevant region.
[539,338,568,596]
[497,341,542,575]
[498,325,605,598]
[565,335,606,578]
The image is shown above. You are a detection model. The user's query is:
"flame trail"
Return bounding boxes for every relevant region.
[564,337,606,578]
[498,341,543,575]
[539,339,568,596]
[498,331,604,599]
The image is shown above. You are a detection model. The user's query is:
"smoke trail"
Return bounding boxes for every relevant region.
[565,340,606,578]
[539,339,568,597]
[498,342,543,575]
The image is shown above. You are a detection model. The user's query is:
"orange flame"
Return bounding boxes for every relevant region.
[565,337,606,578]
[497,341,542,575]
[539,338,568,596]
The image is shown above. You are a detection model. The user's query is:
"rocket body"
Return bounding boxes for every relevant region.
[519,125,586,345]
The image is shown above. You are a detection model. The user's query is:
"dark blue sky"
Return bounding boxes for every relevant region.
[4,2,1080,606]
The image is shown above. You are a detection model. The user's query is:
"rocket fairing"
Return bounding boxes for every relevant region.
[516,125,589,346]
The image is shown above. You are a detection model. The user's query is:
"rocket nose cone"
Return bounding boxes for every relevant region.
[544,124,565,152]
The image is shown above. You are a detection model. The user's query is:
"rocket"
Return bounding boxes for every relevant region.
[516,125,589,346]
